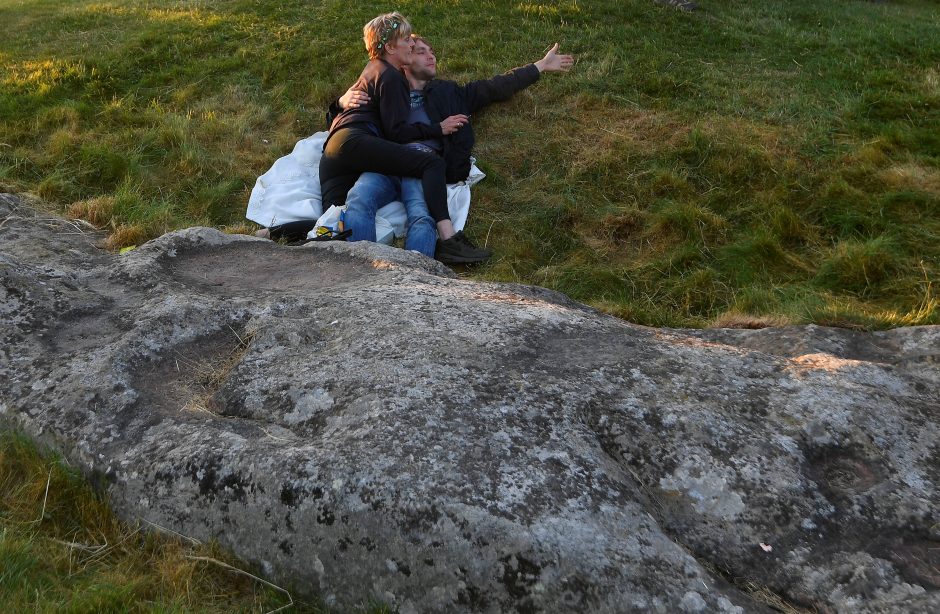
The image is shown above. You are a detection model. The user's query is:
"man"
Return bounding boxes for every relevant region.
[333,36,574,263]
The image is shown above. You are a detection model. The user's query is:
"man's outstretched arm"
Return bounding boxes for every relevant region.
[463,43,574,113]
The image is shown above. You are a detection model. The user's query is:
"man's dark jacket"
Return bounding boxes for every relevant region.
[329,63,540,183]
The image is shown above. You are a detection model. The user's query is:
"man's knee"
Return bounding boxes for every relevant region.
[346,173,394,214]
[345,173,398,242]
[409,211,434,230]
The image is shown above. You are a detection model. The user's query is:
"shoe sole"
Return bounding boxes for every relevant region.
[435,253,491,264]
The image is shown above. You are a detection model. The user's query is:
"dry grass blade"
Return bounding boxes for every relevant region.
[50,537,109,553]
[29,468,52,525]
[141,517,202,546]
[185,555,294,614]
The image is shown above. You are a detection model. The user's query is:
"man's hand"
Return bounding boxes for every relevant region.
[440,114,469,135]
[338,87,371,110]
[534,43,574,73]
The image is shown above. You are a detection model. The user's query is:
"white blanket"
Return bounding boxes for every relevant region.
[245,131,484,243]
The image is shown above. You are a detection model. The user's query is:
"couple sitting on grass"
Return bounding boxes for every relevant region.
[268,11,573,264]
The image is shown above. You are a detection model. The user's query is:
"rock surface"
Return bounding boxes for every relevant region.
[1,193,938,613]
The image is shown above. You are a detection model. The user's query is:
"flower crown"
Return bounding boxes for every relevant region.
[375,18,401,50]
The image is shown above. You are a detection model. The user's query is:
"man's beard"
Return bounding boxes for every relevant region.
[409,65,435,81]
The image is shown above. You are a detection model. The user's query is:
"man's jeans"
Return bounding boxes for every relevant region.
[345,172,437,258]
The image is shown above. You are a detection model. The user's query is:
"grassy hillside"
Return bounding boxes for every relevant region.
[1,0,938,328]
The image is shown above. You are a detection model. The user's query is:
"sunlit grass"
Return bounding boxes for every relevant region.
[0,0,938,328]
[1,1,938,605]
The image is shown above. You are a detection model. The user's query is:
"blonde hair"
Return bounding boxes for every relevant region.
[363,12,413,61]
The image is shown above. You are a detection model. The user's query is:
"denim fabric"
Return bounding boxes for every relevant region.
[346,172,397,243]
[399,178,437,257]
[345,172,437,258]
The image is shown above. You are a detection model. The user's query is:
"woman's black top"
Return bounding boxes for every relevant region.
[327,59,443,144]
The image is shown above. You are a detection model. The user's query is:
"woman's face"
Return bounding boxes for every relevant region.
[389,35,415,66]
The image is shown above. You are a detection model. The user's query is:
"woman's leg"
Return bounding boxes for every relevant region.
[329,130,450,222]
[319,128,363,212]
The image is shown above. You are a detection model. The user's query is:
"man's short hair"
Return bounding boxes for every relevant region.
[363,12,413,61]
[410,33,434,54]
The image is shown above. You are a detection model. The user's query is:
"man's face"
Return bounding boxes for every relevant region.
[407,39,437,80]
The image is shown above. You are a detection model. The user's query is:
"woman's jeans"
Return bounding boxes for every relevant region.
[345,172,437,258]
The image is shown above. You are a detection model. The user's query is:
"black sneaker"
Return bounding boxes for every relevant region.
[435,231,492,264]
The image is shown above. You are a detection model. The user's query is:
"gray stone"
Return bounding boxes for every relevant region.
[1,193,937,613]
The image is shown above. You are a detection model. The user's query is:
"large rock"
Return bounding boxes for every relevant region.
[1,193,937,613]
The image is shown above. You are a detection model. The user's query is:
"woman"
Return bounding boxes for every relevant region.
[318,12,488,262]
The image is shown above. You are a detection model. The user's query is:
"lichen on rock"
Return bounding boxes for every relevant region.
[1,193,938,613]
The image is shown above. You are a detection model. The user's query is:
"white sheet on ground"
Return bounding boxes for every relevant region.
[245,130,485,244]
[246,131,327,228]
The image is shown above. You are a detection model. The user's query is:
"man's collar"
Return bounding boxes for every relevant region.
[406,81,433,91]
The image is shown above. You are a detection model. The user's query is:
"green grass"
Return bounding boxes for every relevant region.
[1,0,938,328]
